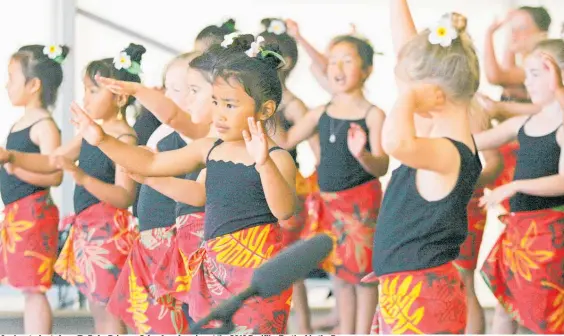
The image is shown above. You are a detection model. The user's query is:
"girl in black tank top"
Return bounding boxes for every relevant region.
[69,37,296,334]
[0,44,68,334]
[476,44,564,334]
[369,4,481,334]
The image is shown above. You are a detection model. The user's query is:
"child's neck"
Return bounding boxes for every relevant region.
[332,89,365,106]
[23,99,44,115]
[99,112,121,126]
[539,99,562,118]
[428,107,471,141]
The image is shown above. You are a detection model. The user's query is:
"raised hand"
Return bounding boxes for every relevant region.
[242,117,269,167]
[285,19,301,39]
[70,102,106,146]
[475,93,500,118]
[347,123,368,159]
[53,156,88,186]
[408,83,445,113]
[94,74,141,96]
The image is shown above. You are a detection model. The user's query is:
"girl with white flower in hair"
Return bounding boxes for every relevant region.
[0,43,144,334]
[259,17,320,334]
[365,0,482,334]
[0,44,68,334]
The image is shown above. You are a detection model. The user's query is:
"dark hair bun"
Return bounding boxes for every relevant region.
[257,43,285,70]
[123,43,146,63]
[260,18,274,30]
[59,45,71,60]
[221,18,236,33]
[228,34,255,53]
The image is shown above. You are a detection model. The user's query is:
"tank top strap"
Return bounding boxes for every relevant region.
[10,117,56,134]
[206,139,224,162]
[268,146,284,153]
[364,105,374,118]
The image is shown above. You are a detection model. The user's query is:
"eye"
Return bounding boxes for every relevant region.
[212,100,218,106]
[226,103,235,109]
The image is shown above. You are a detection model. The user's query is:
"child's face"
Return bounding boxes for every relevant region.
[326,42,367,94]
[524,52,558,106]
[184,68,213,124]
[211,77,257,141]
[164,61,191,110]
[5,59,35,107]
[82,75,118,119]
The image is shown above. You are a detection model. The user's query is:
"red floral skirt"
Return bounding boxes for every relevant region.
[0,191,59,293]
[481,207,564,334]
[54,202,138,305]
[455,189,487,270]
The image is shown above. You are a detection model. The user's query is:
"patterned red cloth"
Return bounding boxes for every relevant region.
[305,179,381,284]
[0,191,59,293]
[481,207,564,334]
[366,262,467,334]
[455,189,487,270]
[54,202,138,305]
[107,225,188,334]
[187,224,292,334]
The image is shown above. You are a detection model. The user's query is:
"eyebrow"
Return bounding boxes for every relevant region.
[211,95,239,103]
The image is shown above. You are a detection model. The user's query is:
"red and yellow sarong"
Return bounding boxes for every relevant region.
[107,225,188,334]
[306,179,381,284]
[186,224,292,334]
[153,212,205,304]
[280,171,319,246]
[494,142,519,211]
[455,189,487,270]
[54,202,138,305]
[364,262,467,334]
[0,191,59,293]
[481,207,564,334]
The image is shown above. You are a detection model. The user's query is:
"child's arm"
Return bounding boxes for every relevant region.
[473,116,527,151]
[245,118,296,220]
[135,170,206,207]
[476,149,504,189]
[484,18,526,86]
[95,75,208,139]
[278,106,323,150]
[285,99,321,162]
[347,108,389,177]
[390,0,418,55]
[70,102,212,177]
[1,134,82,174]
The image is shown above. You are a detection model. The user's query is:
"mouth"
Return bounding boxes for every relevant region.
[214,123,230,133]
[333,74,346,85]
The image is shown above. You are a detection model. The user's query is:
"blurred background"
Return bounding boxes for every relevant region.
[0,0,562,332]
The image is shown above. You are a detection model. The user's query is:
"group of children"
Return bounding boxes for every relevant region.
[0,0,563,334]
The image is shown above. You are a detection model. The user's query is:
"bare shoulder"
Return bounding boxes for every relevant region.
[366,105,386,126]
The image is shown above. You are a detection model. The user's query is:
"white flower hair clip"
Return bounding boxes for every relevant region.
[43,45,65,64]
[113,51,141,75]
[428,18,458,47]
[221,32,241,48]
[267,20,286,35]
[246,36,265,57]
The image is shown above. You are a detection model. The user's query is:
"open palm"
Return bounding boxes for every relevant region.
[243,117,269,166]
[95,74,140,95]
[347,123,367,158]
[70,102,106,146]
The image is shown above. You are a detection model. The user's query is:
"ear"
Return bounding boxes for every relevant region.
[27,77,42,95]
[282,56,293,70]
[114,93,129,109]
[258,100,276,121]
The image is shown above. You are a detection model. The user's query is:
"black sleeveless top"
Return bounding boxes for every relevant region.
[0,118,54,205]
[372,139,482,276]
[510,120,564,212]
[132,108,162,217]
[73,139,118,214]
[317,106,374,192]
[137,132,186,231]
[175,169,205,217]
[203,139,282,240]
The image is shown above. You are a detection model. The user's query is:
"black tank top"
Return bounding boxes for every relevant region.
[137,132,186,231]
[317,106,374,192]
[372,139,482,276]
[73,139,118,214]
[510,121,564,212]
[175,169,206,217]
[132,108,163,217]
[203,139,282,240]
[0,118,54,205]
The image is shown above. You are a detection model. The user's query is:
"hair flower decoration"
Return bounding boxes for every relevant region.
[113,51,141,75]
[221,32,241,48]
[428,18,458,47]
[246,36,265,57]
[43,45,64,64]
[267,20,286,35]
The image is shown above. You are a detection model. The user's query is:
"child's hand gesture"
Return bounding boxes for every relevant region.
[70,102,106,146]
[94,74,141,96]
[347,123,368,159]
[243,117,269,167]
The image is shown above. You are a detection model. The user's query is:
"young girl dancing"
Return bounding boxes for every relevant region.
[68,34,296,334]
[368,1,482,333]
[0,44,68,334]
[478,39,564,335]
